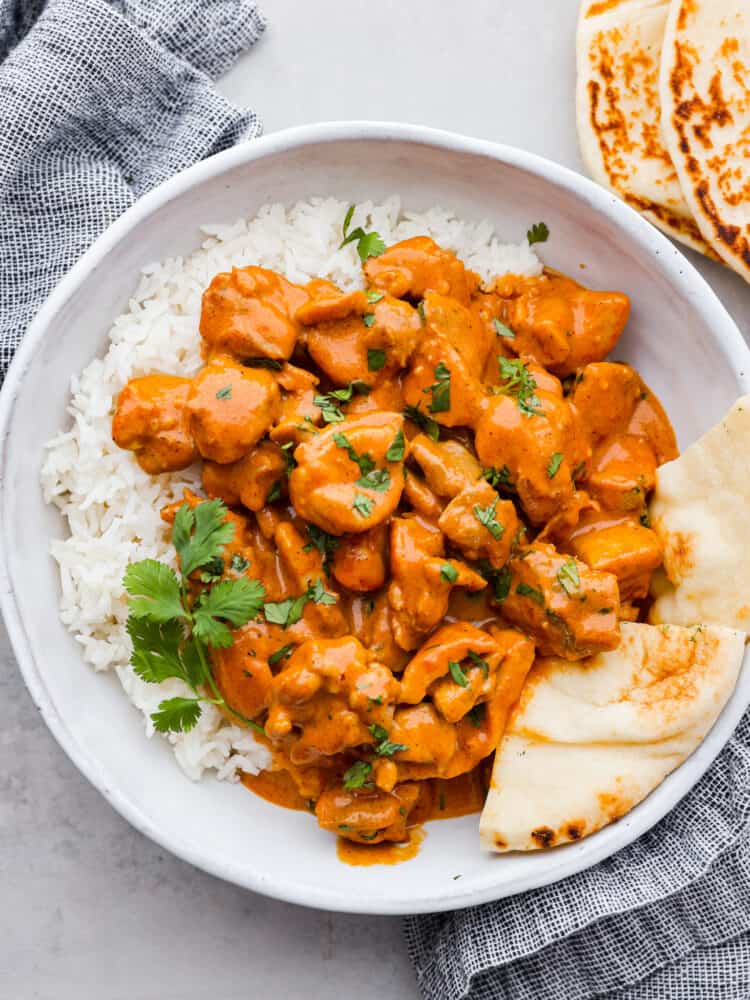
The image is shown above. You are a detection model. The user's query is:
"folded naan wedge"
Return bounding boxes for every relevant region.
[576,0,712,256]
[480,622,744,852]
[650,395,750,635]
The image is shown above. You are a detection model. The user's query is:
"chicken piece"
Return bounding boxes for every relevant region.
[296,286,368,326]
[269,363,321,446]
[475,360,590,525]
[387,515,486,650]
[587,434,657,513]
[265,636,399,763]
[566,514,663,602]
[500,542,620,659]
[402,292,489,429]
[363,236,480,305]
[492,272,630,376]
[289,413,406,535]
[112,374,197,474]
[570,362,678,464]
[344,377,406,417]
[409,434,481,499]
[402,472,445,519]
[199,266,307,361]
[186,359,280,464]
[274,521,348,636]
[392,628,536,781]
[315,782,420,844]
[438,480,520,569]
[305,292,421,386]
[331,524,388,592]
[203,440,287,512]
[212,620,292,721]
[350,591,410,673]
[399,622,504,718]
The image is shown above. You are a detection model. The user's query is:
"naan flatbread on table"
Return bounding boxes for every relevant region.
[576,0,713,256]
[650,395,750,635]
[660,0,750,280]
[480,622,744,852]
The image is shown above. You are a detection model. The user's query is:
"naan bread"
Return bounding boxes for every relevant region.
[660,0,750,280]
[480,622,744,852]
[649,395,750,633]
[576,0,713,256]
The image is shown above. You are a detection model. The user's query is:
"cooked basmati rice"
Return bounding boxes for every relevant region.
[40,196,542,782]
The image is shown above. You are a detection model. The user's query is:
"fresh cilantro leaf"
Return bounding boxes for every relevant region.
[482,465,516,492]
[242,357,283,371]
[339,206,386,262]
[440,562,459,584]
[547,452,563,479]
[467,650,489,677]
[640,511,651,528]
[357,231,386,261]
[127,616,186,684]
[497,357,544,418]
[368,724,408,757]
[281,441,297,477]
[427,361,451,414]
[313,396,344,423]
[356,468,391,492]
[467,703,486,728]
[449,660,469,687]
[557,559,580,595]
[180,637,209,690]
[315,381,370,423]
[269,643,296,666]
[493,318,516,339]
[353,492,374,518]
[417,300,426,321]
[333,432,375,476]
[473,496,504,540]
[231,553,250,574]
[172,500,235,579]
[263,593,308,629]
[367,348,387,371]
[266,480,282,503]
[365,290,384,303]
[403,404,440,442]
[215,385,232,400]
[493,565,512,602]
[308,578,338,606]
[151,697,202,734]
[571,460,587,483]
[303,524,339,570]
[527,221,550,245]
[516,582,545,606]
[199,555,224,583]
[363,313,376,328]
[342,760,374,790]
[123,560,185,623]
[195,578,266,628]
[385,429,405,462]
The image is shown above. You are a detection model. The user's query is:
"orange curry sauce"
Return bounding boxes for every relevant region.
[111,233,678,863]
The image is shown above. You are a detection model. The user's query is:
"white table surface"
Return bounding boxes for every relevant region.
[3,1,749,998]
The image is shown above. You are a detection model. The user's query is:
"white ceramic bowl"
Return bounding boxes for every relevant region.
[1,123,749,915]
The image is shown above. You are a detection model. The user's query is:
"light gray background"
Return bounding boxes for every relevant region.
[2,1,748,997]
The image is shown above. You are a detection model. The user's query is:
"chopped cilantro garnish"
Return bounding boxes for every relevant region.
[440,562,459,584]
[493,318,516,339]
[367,348,386,371]
[467,703,486,728]
[498,357,544,417]
[242,357,283,371]
[303,524,339,571]
[557,559,580,595]
[403,404,440,441]
[368,724,408,757]
[467,650,489,677]
[473,495,504,540]
[492,565,512,602]
[427,361,451,414]
[363,313,376,328]
[230,553,250,574]
[266,480,282,503]
[357,468,391,492]
[483,465,515,492]
[353,492,374,518]
[516,582,545,606]
[365,289,384,303]
[527,221,550,245]
[314,380,370,424]
[386,429,405,462]
[547,452,563,479]
[215,385,232,400]
[268,643,296,666]
[449,660,469,687]
[342,760,374,790]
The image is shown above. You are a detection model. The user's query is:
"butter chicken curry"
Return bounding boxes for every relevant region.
[113,228,677,851]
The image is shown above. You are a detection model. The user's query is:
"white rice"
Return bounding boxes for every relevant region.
[40,195,542,782]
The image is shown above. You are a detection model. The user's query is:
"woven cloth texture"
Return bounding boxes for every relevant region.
[0,0,265,380]
[406,706,750,999]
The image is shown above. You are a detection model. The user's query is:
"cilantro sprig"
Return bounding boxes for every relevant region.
[314,381,370,424]
[339,205,387,262]
[473,495,504,540]
[123,500,266,735]
[263,577,337,629]
[527,221,550,245]
[368,724,408,757]
[426,361,451,414]
[403,404,440,442]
